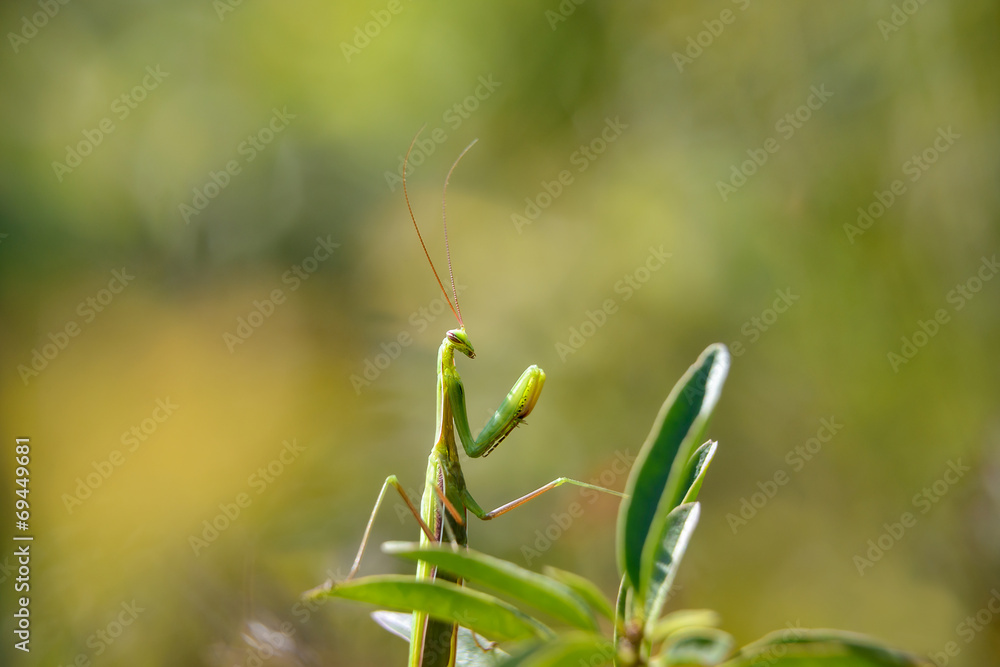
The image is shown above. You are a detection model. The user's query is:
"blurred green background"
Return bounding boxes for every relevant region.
[1,1,998,665]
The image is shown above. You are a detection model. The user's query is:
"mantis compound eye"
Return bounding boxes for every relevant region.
[446,329,476,358]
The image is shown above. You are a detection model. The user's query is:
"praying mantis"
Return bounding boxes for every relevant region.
[311,132,623,667]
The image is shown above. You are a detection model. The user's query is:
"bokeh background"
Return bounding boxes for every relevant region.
[1,1,998,665]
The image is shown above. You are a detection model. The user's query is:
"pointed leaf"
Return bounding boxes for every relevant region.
[618,344,730,589]
[372,610,413,641]
[372,611,510,666]
[679,441,718,505]
[658,627,733,666]
[648,609,722,643]
[542,566,615,622]
[384,542,598,631]
[725,629,932,666]
[612,573,629,653]
[640,503,700,625]
[371,610,412,641]
[500,633,614,667]
[306,575,550,642]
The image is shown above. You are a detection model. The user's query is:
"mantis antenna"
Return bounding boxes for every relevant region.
[402,128,477,330]
[441,138,478,328]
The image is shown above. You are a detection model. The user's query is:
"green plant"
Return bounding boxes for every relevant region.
[307,343,931,666]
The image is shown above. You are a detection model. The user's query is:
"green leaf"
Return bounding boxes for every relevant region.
[499,633,614,667]
[657,626,733,666]
[721,657,928,667]
[306,574,550,643]
[640,503,700,624]
[617,344,730,589]
[723,628,932,666]
[384,542,598,631]
[370,609,412,640]
[648,609,722,643]
[679,440,718,505]
[542,566,615,622]
[612,573,629,651]
[371,611,510,666]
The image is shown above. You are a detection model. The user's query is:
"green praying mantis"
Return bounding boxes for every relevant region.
[308,132,624,667]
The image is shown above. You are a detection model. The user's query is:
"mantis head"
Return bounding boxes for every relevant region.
[446,328,476,359]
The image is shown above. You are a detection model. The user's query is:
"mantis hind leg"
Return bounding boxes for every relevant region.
[449,364,546,459]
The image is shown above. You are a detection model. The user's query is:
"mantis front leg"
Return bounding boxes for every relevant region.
[447,364,546,459]
[446,364,627,519]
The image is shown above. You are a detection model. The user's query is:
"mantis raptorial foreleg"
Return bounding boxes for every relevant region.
[447,364,545,458]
